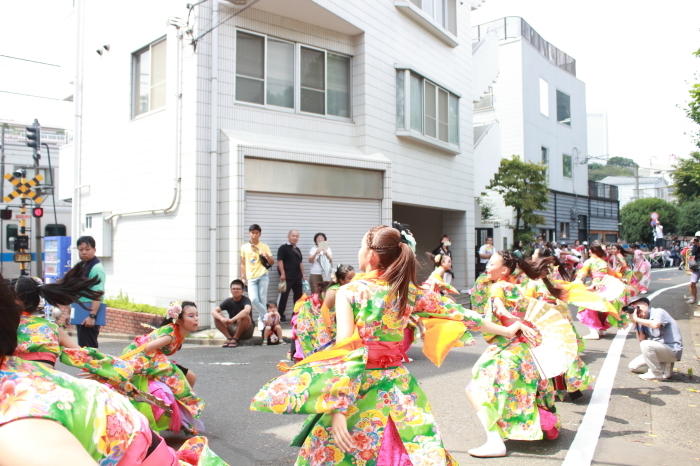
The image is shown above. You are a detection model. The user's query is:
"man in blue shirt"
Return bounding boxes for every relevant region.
[627,297,683,380]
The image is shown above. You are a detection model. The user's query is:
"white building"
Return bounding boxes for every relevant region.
[471,17,620,263]
[599,175,673,207]
[67,0,487,325]
[587,111,609,160]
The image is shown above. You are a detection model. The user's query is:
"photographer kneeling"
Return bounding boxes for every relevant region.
[626,297,683,380]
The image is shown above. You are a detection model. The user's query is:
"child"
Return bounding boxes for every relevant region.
[262,303,284,346]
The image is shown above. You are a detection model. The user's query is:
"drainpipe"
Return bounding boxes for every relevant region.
[210,0,219,308]
[72,0,84,263]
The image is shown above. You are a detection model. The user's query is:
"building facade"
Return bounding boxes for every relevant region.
[599,175,673,207]
[471,17,619,266]
[587,111,609,160]
[69,0,485,325]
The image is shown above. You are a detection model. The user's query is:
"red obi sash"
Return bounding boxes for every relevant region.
[16,352,57,366]
[365,341,404,369]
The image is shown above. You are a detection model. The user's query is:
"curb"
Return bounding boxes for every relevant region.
[66,331,288,347]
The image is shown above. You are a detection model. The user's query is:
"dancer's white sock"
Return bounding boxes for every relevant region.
[469,411,506,457]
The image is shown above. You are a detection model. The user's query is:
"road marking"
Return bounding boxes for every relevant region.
[562,282,686,466]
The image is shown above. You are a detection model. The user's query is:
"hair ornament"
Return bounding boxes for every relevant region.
[392,221,416,254]
[166,303,182,320]
[32,277,44,287]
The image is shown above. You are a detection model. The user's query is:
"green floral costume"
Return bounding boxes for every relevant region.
[297,284,340,357]
[468,281,559,440]
[251,276,484,466]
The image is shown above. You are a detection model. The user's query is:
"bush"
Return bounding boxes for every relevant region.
[620,198,679,243]
[104,291,166,316]
[677,199,700,236]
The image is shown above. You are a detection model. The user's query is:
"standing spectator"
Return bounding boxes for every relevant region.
[686,236,700,304]
[670,240,681,267]
[478,237,494,267]
[240,224,274,328]
[534,236,545,249]
[627,297,683,380]
[432,234,454,284]
[277,230,305,322]
[74,236,106,348]
[308,232,333,294]
[211,279,254,347]
[653,221,664,248]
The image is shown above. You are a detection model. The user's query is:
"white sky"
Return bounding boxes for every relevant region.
[472,0,700,169]
[1,0,699,168]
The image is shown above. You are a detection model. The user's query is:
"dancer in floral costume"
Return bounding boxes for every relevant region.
[0,276,228,466]
[470,268,530,313]
[296,264,355,357]
[631,248,651,294]
[574,245,628,339]
[121,301,204,433]
[251,224,530,465]
[465,251,559,458]
[608,244,635,301]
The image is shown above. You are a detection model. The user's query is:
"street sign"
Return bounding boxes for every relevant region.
[3,173,44,204]
[651,212,659,220]
[13,253,32,263]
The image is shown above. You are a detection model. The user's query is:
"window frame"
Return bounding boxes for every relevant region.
[131,36,167,119]
[556,89,571,127]
[562,153,573,178]
[395,67,460,153]
[234,29,352,122]
[541,146,549,179]
[539,78,549,117]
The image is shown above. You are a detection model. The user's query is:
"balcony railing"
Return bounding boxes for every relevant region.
[472,17,576,76]
[589,180,618,201]
[1,125,72,147]
[474,92,493,112]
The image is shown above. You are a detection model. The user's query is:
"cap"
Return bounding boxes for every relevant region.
[695,231,700,237]
[582,241,588,245]
[628,296,650,306]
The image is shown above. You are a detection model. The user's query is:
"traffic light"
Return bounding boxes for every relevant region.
[0,208,11,220]
[32,206,44,218]
[26,119,41,161]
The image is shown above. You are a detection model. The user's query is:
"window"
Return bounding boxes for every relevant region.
[396,69,459,146]
[45,224,67,237]
[539,78,549,116]
[541,146,549,177]
[559,222,570,239]
[409,0,457,34]
[556,90,571,126]
[6,224,17,250]
[235,31,351,118]
[563,153,572,178]
[132,38,166,117]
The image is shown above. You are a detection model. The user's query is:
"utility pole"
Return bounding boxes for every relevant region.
[633,165,640,200]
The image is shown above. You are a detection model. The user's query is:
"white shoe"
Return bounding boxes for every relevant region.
[468,433,506,458]
[662,362,674,379]
[639,372,664,381]
[582,331,600,340]
[686,298,696,304]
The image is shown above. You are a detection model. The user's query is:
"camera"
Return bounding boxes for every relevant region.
[621,305,639,314]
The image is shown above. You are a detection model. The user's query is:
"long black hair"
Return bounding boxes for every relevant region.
[535,247,571,281]
[589,245,607,259]
[160,301,197,327]
[0,274,21,360]
[314,264,355,295]
[499,250,564,299]
[14,263,103,313]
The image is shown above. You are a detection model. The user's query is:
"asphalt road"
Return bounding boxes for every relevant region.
[57,268,700,465]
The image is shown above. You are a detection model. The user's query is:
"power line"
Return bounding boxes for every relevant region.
[0,55,60,67]
[0,90,63,101]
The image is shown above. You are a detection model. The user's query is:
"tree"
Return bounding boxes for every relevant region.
[607,156,639,168]
[670,151,700,204]
[677,198,700,236]
[486,156,548,244]
[684,48,700,147]
[588,163,634,182]
[620,198,679,244]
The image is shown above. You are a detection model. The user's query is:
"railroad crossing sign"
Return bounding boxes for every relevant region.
[3,173,44,204]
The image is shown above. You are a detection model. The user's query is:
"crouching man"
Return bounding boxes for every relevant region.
[626,297,683,380]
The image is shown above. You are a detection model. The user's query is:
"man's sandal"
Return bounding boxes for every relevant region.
[222,339,232,347]
[229,338,239,347]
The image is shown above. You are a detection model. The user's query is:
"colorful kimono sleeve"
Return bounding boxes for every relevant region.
[250,345,367,415]
[575,262,590,282]
[412,289,483,366]
[60,347,135,382]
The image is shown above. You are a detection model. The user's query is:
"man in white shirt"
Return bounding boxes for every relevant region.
[654,222,664,248]
[479,237,494,264]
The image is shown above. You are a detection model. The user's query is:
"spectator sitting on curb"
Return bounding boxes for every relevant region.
[261,303,284,346]
[627,296,683,380]
[211,279,254,347]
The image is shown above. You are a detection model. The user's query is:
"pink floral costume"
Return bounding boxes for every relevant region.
[574,257,627,330]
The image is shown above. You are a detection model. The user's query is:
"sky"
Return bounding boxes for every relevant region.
[472,0,700,170]
[0,0,699,168]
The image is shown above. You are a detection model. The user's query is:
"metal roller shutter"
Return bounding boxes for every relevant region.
[244,192,382,313]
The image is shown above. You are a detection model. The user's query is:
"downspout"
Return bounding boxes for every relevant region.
[210,0,219,308]
[72,0,84,262]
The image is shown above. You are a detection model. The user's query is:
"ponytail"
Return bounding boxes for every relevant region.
[0,272,20,358]
[533,247,571,282]
[14,264,103,313]
[500,250,563,299]
[366,225,417,317]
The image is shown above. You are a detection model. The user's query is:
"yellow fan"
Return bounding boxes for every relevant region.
[524,299,578,380]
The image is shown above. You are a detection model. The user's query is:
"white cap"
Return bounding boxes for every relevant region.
[695,231,700,237]
[583,241,588,245]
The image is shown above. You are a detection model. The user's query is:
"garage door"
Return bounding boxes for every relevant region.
[245,192,382,313]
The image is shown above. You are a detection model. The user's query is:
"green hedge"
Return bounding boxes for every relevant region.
[104,292,166,316]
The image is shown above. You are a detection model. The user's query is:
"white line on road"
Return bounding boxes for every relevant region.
[561,282,687,466]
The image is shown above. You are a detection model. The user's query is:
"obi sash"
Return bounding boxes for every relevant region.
[365,341,404,369]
